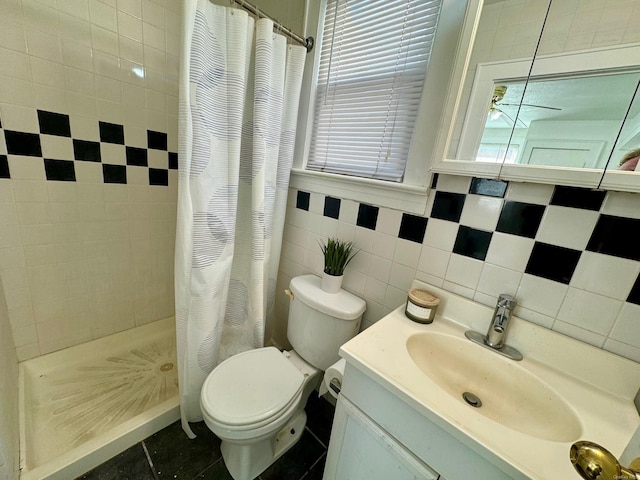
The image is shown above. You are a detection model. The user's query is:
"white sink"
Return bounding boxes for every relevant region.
[338,280,640,479]
[406,332,582,442]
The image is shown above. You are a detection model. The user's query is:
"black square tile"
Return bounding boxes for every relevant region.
[303,454,327,480]
[148,130,168,150]
[496,201,545,238]
[37,110,71,137]
[168,152,178,170]
[296,190,310,211]
[193,458,233,479]
[144,421,222,479]
[5,131,42,156]
[469,178,508,198]
[430,173,439,189]
[430,191,465,223]
[126,146,148,167]
[550,186,606,211]
[44,159,76,182]
[305,394,336,448]
[99,121,125,144]
[259,430,325,480]
[0,155,9,178]
[525,242,581,284]
[453,226,492,260]
[627,274,640,306]
[398,213,428,243]
[356,203,379,230]
[323,196,341,219]
[76,443,154,480]
[102,164,127,184]
[73,139,101,162]
[149,168,168,186]
[586,214,640,261]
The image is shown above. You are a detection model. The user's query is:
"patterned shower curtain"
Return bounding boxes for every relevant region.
[175,0,306,437]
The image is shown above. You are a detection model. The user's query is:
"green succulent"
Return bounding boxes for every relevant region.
[319,238,358,276]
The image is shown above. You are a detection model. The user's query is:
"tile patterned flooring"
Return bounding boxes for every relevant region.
[76,394,335,480]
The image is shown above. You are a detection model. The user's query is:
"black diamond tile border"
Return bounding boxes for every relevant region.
[44,159,76,182]
[357,204,379,230]
[38,110,71,137]
[323,196,340,219]
[627,274,640,305]
[496,201,545,238]
[525,242,581,284]
[469,177,507,198]
[398,213,428,243]
[0,155,9,179]
[5,131,42,157]
[587,214,640,261]
[296,190,310,211]
[1,115,176,187]
[431,191,465,222]
[550,186,606,211]
[453,225,492,261]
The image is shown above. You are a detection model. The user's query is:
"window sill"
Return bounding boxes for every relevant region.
[289,169,430,215]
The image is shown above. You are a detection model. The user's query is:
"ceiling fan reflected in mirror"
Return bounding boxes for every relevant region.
[488,85,562,127]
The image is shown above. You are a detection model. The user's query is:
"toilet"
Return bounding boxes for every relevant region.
[200,274,366,480]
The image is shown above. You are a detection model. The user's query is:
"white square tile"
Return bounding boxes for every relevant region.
[343,269,365,296]
[515,306,555,329]
[417,245,450,279]
[444,254,483,289]
[142,22,165,50]
[40,135,74,159]
[34,85,68,113]
[535,205,598,250]
[0,76,35,107]
[0,21,27,53]
[414,271,444,288]
[367,257,392,283]
[459,195,503,231]
[142,0,165,28]
[506,182,554,204]
[66,92,97,118]
[8,156,46,181]
[118,10,143,42]
[118,0,142,19]
[484,232,534,272]
[609,302,640,347]
[552,320,605,348]
[58,0,90,20]
[147,148,167,169]
[442,280,475,299]
[47,181,77,202]
[101,143,126,165]
[476,263,521,298]
[369,232,397,261]
[388,263,415,291]
[92,24,119,55]
[601,191,640,219]
[336,221,355,242]
[393,238,421,268]
[59,13,92,46]
[570,251,639,300]
[423,217,458,251]
[25,28,62,62]
[347,249,369,274]
[74,161,103,183]
[435,174,470,193]
[119,35,144,63]
[383,284,406,310]
[13,180,49,203]
[0,103,39,132]
[65,66,95,96]
[30,57,66,89]
[0,47,31,81]
[16,202,49,224]
[603,338,640,363]
[376,208,402,236]
[364,277,387,303]
[556,287,621,335]
[516,274,567,317]
[90,0,118,32]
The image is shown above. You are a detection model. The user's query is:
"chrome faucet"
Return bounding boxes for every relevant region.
[465,293,523,361]
[485,294,517,349]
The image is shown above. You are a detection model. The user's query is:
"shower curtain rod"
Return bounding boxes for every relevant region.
[230,0,314,52]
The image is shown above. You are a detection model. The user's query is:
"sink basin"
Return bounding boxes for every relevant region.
[406,332,582,442]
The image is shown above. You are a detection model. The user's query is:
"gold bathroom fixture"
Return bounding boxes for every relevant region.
[570,441,640,480]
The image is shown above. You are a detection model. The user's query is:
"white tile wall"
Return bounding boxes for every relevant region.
[275,181,640,364]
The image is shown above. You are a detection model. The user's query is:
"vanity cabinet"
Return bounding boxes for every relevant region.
[323,362,521,480]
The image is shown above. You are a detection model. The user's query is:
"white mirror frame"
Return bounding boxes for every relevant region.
[431,0,640,192]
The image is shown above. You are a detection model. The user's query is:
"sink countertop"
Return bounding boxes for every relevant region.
[339,280,640,480]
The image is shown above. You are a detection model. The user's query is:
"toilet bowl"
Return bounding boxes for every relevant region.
[200,274,366,480]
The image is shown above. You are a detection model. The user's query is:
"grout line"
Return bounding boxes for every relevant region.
[141,441,160,480]
[300,452,327,480]
[304,425,328,450]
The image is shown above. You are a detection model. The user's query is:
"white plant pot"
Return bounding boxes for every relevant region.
[321,272,343,294]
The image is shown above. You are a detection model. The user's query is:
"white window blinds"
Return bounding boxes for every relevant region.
[307,0,442,182]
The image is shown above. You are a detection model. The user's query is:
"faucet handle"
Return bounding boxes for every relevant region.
[497,294,517,308]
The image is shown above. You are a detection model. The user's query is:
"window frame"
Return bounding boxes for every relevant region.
[292,0,472,214]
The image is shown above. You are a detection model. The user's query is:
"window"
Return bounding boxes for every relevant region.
[306,0,442,183]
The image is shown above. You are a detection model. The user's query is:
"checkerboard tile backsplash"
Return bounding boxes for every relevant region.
[1,110,178,187]
[281,174,640,362]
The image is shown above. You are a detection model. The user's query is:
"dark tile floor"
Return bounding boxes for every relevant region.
[76,394,335,480]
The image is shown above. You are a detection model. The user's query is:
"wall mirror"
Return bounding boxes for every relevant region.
[434,0,640,191]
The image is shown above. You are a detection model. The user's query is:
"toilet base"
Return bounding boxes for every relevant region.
[221,409,307,480]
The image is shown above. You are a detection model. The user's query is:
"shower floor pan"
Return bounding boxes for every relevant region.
[19,317,180,480]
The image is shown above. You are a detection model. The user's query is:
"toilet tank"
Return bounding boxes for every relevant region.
[287,275,366,371]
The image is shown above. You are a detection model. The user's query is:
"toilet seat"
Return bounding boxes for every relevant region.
[201,347,304,431]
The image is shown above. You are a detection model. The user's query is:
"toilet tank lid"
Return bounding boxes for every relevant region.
[290,275,366,320]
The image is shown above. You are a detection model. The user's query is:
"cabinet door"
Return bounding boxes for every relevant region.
[324,397,438,480]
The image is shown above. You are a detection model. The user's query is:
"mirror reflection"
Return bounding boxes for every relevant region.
[449,0,640,174]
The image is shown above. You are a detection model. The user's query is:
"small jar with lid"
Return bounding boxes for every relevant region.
[405,288,440,324]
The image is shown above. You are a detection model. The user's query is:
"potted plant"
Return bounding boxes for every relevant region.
[319,238,358,293]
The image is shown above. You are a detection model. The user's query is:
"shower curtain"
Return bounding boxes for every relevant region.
[176,0,306,437]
